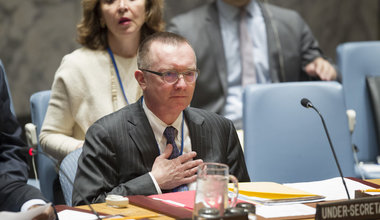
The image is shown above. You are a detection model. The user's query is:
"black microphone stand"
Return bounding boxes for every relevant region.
[301,98,351,200]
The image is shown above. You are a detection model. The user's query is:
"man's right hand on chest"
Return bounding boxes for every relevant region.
[151,144,203,190]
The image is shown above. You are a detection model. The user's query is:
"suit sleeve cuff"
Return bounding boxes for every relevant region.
[149,172,162,194]
[20,199,47,212]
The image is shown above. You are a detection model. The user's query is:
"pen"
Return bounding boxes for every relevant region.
[363,188,380,192]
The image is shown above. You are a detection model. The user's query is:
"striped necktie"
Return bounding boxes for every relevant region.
[239,8,256,86]
[163,126,180,159]
[163,126,188,192]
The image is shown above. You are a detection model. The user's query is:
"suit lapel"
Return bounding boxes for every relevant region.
[206,2,228,96]
[127,100,159,169]
[126,104,210,167]
[184,108,208,160]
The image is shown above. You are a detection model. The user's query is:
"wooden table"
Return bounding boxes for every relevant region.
[56,195,189,219]
[365,178,380,186]
[56,179,380,220]
[76,203,174,219]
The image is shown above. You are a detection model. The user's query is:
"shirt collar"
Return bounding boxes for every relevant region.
[217,0,258,20]
[142,98,183,143]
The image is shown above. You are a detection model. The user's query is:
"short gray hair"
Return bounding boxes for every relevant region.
[137,32,195,69]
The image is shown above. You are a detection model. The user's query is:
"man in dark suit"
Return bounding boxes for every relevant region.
[72,32,250,206]
[167,0,338,129]
[0,64,55,219]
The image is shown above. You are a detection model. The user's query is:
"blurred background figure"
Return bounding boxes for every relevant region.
[168,0,338,129]
[39,0,165,162]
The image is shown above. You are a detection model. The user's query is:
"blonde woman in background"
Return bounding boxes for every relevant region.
[40,0,164,162]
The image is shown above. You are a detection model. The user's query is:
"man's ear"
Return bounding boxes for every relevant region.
[135,70,147,90]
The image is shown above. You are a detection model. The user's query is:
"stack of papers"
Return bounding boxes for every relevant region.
[230,182,325,205]
[284,177,375,200]
[148,178,377,219]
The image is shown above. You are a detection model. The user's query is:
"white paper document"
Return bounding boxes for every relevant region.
[256,204,315,218]
[254,177,376,218]
[58,209,105,220]
[284,177,374,201]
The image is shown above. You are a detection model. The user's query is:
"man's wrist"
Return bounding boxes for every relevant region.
[149,172,162,194]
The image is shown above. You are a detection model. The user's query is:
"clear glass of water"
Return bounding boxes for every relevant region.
[193,162,239,219]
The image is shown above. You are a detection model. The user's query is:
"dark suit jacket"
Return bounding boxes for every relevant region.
[167,1,331,114]
[72,99,250,206]
[0,69,46,211]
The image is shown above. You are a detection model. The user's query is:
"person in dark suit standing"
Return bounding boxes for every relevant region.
[72,32,250,206]
[167,0,338,129]
[0,65,55,219]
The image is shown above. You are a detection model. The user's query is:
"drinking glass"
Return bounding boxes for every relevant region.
[193,162,239,219]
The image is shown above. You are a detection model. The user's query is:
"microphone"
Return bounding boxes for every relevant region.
[21,147,102,220]
[300,98,313,108]
[300,98,351,200]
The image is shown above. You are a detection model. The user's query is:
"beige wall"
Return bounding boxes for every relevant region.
[0,0,379,120]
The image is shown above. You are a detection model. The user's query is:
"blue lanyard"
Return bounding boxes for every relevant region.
[179,113,185,155]
[107,48,129,104]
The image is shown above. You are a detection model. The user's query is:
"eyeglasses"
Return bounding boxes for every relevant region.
[139,68,199,84]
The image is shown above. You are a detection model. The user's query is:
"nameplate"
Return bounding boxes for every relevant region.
[315,196,380,220]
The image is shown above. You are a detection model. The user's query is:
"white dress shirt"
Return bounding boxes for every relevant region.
[142,99,192,193]
[217,0,270,129]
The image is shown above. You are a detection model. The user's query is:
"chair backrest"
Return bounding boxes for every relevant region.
[30,90,57,202]
[0,59,15,115]
[59,147,82,206]
[243,81,355,183]
[337,41,380,163]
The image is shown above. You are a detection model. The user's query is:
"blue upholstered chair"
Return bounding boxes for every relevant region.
[337,41,380,178]
[243,81,355,183]
[59,147,82,206]
[28,90,60,202]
